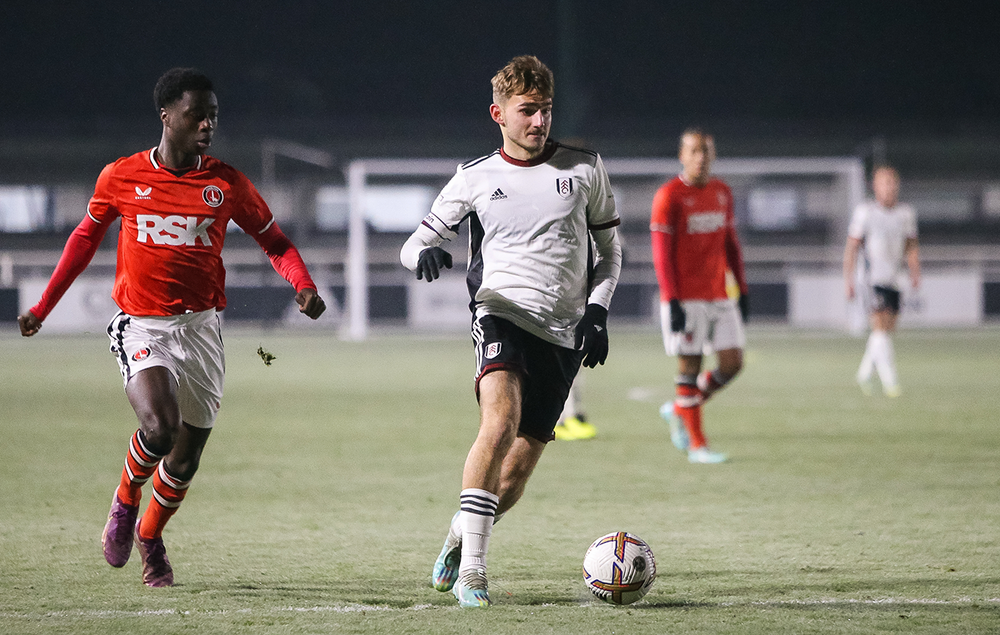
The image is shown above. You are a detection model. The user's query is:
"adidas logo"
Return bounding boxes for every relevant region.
[489,188,507,201]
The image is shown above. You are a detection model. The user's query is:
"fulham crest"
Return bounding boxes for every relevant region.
[132,347,151,362]
[202,185,224,208]
[556,178,573,199]
[485,342,502,359]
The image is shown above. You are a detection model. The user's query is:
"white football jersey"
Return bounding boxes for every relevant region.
[848,200,918,287]
[401,142,621,348]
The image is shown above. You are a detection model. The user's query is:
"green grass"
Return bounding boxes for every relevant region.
[1,326,999,634]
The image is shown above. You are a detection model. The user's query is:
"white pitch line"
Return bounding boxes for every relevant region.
[2,598,998,620]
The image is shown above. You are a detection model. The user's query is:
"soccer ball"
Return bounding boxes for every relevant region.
[582,531,656,605]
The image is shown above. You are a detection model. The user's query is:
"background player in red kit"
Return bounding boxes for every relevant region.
[650,129,748,464]
[17,68,326,586]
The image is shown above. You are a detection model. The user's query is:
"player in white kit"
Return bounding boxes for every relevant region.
[400,55,621,607]
[843,165,920,396]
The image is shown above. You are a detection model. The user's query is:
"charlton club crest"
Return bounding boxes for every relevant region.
[556,177,573,199]
[202,185,224,208]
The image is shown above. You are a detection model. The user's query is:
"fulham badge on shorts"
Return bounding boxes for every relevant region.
[485,342,502,359]
[202,185,224,208]
[132,347,151,361]
[556,177,573,199]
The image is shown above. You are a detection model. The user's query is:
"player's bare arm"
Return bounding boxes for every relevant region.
[843,236,863,299]
[906,237,921,288]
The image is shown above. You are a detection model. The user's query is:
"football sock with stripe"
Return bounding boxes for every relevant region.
[137,461,191,540]
[458,488,499,576]
[697,369,734,403]
[674,374,707,449]
[447,507,504,545]
[116,429,165,507]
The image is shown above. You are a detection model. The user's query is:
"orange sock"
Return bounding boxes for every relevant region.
[675,379,707,449]
[137,462,190,540]
[116,430,163,507]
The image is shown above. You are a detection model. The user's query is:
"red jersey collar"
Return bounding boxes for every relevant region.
[499,141,557,167]
[147,148,203,172]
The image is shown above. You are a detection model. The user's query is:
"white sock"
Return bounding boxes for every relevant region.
[858,333,876,382]
[870,330,898,387]
[445,510,462,547]
[458,488,498,576]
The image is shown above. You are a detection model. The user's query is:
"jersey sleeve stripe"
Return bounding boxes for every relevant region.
[650,222,671,233]
[461,151,499,169]
[87,211,102,224]
[421,212,459,240]
[257,218,275,234]
[588,218,621,231]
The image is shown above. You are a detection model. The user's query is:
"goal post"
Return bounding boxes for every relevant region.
[343,156,867,340]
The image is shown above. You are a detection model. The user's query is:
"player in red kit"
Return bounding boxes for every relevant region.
[650,129,748,464]
[17,68,326,586]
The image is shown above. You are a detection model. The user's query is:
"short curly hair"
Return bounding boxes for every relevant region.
[491,55,554,105]
[153,68,214,111]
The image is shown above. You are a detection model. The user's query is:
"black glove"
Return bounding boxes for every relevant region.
[575,304,609,368]
[668,298,686,333]
[415,247,453,281]
[738,294,749,323]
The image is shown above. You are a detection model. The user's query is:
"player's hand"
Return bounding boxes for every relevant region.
[18,310,42,337]
[575,304,609,368]
[845,280,855,300]
[415,247,452,282]
[296,288,326,320]
[668,299,686,333]
[738,294,750,323]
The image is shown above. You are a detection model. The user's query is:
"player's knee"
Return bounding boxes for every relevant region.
[477,414,519,449]
[721,358,743,378]
[135,410,181,453]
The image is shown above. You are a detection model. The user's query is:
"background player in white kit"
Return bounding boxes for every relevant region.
[400,55,621,607]
[843,165,920,396]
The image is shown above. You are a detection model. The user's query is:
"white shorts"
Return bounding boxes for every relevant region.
[107,309,225,428]
[660,299,745,357]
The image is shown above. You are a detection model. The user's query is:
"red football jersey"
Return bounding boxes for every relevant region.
[87,149,278,316]
[650,176,745,302]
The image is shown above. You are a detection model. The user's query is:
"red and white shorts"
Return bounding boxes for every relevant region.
[107,309,225,428]
[660,299,745,357]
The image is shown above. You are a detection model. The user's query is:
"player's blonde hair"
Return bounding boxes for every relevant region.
[491,55,554,105]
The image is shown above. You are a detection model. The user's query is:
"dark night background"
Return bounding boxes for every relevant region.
[2,1,999,174]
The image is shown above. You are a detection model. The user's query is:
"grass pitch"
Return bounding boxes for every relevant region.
[1,325,999,634]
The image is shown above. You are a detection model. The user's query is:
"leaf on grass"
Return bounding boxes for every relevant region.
[257,345,277,366]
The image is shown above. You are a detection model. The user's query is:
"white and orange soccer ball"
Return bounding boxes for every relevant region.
[582,531,657,605]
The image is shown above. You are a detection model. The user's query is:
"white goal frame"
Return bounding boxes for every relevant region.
[343,156,866,340]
